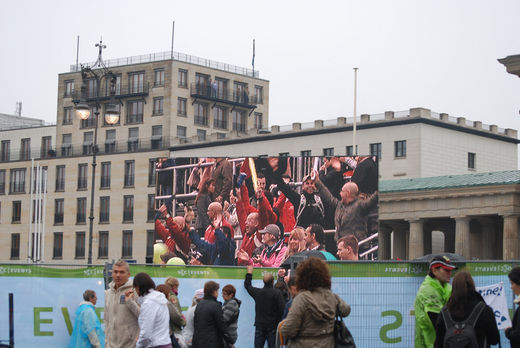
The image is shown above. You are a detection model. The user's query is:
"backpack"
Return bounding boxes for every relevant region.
[441,301,485,348]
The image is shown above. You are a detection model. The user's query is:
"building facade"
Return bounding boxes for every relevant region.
[0,49,269,264]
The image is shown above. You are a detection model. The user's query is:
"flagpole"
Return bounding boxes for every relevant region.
[353,67,358,156]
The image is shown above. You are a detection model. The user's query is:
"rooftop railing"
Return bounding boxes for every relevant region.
[70,51,260,78]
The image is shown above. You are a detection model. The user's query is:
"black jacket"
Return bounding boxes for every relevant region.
[192,295,228,348]
[244,273,285,330]
[434,291,500,348]
[506,305,520,347]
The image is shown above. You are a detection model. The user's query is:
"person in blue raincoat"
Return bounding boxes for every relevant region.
[69,290,105,348]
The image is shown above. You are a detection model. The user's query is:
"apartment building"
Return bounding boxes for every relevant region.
[0,49,269,264]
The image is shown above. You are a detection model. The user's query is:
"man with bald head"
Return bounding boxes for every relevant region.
[155,204,191,262]
[244,265,285,348]
[204,201,234,243]
[315,175,378,252]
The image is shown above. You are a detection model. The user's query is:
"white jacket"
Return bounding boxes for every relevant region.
[136,290,171,348]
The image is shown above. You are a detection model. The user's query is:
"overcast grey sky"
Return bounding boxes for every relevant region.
[1,0,519,131]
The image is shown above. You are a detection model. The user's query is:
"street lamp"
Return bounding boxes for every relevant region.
[73,40,121,264]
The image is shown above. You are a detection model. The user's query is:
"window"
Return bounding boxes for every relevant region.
[178,69,187,88]
[62,134,72,157]
[123,195,134,222]
[10,168,25,193]
[55,165,65,191]
[148,159,157,186]
[98,231,109,258]
[31,199,43,223]
[105,129,116,153]
[468,152,476,169]
[147,194,156,221]
[100,162,111,188]
[370,143,382,160]
[195,74,209,94]
[151,126,163,149]
[53,232,63,259]
[197,129,206,141]
[213,107,228,129]
[323,148,334,156]
[254,113,263,129]
[63,107,73,125]
[12,201,21,223]
[127,100,144,124]
[1,140,10,161]
[80,107,97,129]
[128,128,139,152]
[20,138,31,160]
[216,78,227,99]
[75,232,86,259]
[153,97,164,115]
[10,234,20,259]
[30,166,47,194]
[346,145,358,156]
[255,85,263,104]
[233,82,247,103]
[301,150,311,157]
[146,230,156,261]
[177,126,187,139]
[154,69,165,87]
[122,230,133,258]
[64,80,74,97]
[232,110,246,132]
[54,199,64,224]
[83,131,94,155]
[124,160,135,187]
[105,74,121,96]
[177,97,187,116]
[41,136,52,158]
[394,140,406,158]
[194,102,208,126]
[129,72,144,94]
[99,196,110,223]
[78,164,88,190]
[217,133,226,139]
[76,197,87,224]
[0,169,5,194]
[86,79,98,98]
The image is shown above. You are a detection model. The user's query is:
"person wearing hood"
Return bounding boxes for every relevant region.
[68,290,105,348]
[221,284,241,348]
[133,272,172,348]
[105,260,140,348]
[280,257,350,348]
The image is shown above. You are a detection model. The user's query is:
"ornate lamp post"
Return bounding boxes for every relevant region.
[73,40,121,264]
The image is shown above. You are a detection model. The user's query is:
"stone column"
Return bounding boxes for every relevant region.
[479,218,497,260]
[503,214,519,260]
[408,219,424,259]
[392,225,407,260]
[454,217,470,258]
[378,224,392,260]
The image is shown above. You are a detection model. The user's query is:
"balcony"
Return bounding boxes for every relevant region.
[71,83,149,103]
[190,83,257,109]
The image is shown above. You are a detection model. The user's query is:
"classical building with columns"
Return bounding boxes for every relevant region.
[378,170,520,260]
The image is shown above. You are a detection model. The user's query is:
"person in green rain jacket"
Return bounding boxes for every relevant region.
[414,256,457,348]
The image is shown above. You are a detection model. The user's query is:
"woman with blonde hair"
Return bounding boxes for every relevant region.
[282,227,306,262]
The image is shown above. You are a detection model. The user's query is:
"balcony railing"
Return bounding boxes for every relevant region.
[77,177,88,189]
[190,83,258,109]
[70,50,260,78]
[54,214,64,224]
[100,176,110,188]
[71,83,149,103]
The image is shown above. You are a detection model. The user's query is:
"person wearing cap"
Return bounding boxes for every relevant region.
[237,224,287,268]
[244,265,286,348]
[506,266,520,347]
[183,289,204,347]
[269,165,324,228]
[414,255,456,348]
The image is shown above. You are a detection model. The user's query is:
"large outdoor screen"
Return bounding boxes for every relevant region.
[153,155,379,263]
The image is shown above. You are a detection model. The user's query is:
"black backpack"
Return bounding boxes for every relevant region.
[441,301,485,348]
